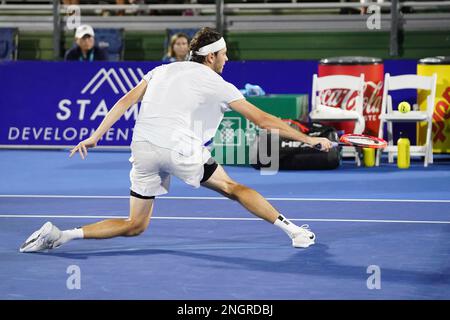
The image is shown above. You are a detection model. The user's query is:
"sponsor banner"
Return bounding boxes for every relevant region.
[0,60,418,148]
[417,64,450,153]
[0,61,159,147]
[318,63,384,137]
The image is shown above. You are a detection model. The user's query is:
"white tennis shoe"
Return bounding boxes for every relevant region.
[291,224,316,248]
[20,222,62,253]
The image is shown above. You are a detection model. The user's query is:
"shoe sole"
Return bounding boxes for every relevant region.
[19,222,52,253]
[292,242,315,248]
[292,238,315,248]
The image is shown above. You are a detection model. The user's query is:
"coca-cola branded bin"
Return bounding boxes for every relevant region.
[318,56,384,136]
[417,56,450,153]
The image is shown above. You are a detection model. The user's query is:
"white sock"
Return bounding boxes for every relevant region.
[55,228,84,247]
[274,214,300,239]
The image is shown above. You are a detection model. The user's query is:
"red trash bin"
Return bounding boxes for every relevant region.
[318,56,384,136]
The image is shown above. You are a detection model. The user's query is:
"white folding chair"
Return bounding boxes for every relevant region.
[309,74,366,166]
[376,73,437,167]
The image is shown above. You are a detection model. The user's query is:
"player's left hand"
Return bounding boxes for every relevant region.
[69,136,98,160]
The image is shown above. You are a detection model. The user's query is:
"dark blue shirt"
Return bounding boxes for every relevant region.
[64,45,108,62]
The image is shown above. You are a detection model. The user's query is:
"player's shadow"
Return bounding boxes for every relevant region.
[64,160,125,170]
[47,243,448,286]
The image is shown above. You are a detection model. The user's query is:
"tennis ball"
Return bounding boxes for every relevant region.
[398,101,411,113]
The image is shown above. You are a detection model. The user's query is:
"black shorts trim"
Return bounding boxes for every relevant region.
[130,190,155,200]
[200,158,218,184]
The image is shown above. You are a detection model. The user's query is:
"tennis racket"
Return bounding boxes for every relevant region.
[314,133,387,150]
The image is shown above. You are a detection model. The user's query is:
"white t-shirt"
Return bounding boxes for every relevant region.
[133,61,244,159]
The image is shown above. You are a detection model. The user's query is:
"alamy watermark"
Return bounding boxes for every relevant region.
[66,265,81,290]
[366,5,381,30]
[66,5,81,30]
[366,265,381,290]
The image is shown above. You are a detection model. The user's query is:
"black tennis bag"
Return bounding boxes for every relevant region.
[250,121,341,170]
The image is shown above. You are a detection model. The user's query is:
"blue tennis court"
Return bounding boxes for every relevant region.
[1,149,449,300]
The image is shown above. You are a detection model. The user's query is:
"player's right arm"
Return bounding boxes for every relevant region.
[229,98,332,151]
[70,79,148,159]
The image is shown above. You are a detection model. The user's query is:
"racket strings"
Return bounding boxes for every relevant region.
[344,137,381,146]
[339,134,387,148]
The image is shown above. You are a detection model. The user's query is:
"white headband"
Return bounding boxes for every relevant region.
[192,37,226,56]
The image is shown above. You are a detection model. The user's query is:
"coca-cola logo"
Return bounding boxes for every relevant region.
[320,89,358,111]
[319,80,383,116]
[364,81,383,115]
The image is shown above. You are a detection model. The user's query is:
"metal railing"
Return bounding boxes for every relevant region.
[1,0,450,59]
[1,1,450,14]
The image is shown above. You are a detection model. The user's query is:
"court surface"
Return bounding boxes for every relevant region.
[1,149,449,300]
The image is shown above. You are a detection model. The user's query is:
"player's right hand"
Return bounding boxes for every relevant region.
[69,136,98,160]
[310,137,333,152]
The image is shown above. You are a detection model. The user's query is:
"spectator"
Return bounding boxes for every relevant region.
[113,0,147,16]
[162,33,190,63]
[359,0,384,14]
[64,25,108,62]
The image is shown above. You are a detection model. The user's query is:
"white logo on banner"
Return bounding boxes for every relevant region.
[37,68,145,142]
[7,67,146,144]
[81,68,145,95]
[216,117,242,146]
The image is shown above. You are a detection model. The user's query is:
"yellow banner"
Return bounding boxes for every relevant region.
[417,64,450,153]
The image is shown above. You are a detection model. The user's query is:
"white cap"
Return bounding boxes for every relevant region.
[75,25,95,38]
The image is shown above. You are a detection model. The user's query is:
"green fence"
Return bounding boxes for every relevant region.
[17,31,450,61]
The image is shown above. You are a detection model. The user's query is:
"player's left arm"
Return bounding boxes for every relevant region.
[229,98,332,151]
[70,80,148,159]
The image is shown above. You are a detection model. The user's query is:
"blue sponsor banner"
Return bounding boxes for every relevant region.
[0,61,159,147]
[0,60,417,147]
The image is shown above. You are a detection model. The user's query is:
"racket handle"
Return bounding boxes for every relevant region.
[313,142,339,150]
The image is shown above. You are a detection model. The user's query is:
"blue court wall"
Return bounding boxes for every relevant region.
[0,60,418,147]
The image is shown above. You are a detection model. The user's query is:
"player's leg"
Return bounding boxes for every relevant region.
[67,141,167,242]
[20,141,166,253]
[82,194,154,239]
[200,162,315,248]
[19,194,155,252]
[80,141,169,240]
[202,163,279,223]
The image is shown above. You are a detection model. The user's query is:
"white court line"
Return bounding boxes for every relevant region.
[0,214,449,224]
[1,194,450,203]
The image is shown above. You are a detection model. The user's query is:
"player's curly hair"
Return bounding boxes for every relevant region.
[189,27,222,64]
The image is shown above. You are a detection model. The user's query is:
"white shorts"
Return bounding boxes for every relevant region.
[129,141,215,197]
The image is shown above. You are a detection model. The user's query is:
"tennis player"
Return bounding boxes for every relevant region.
[20,27,332,253]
